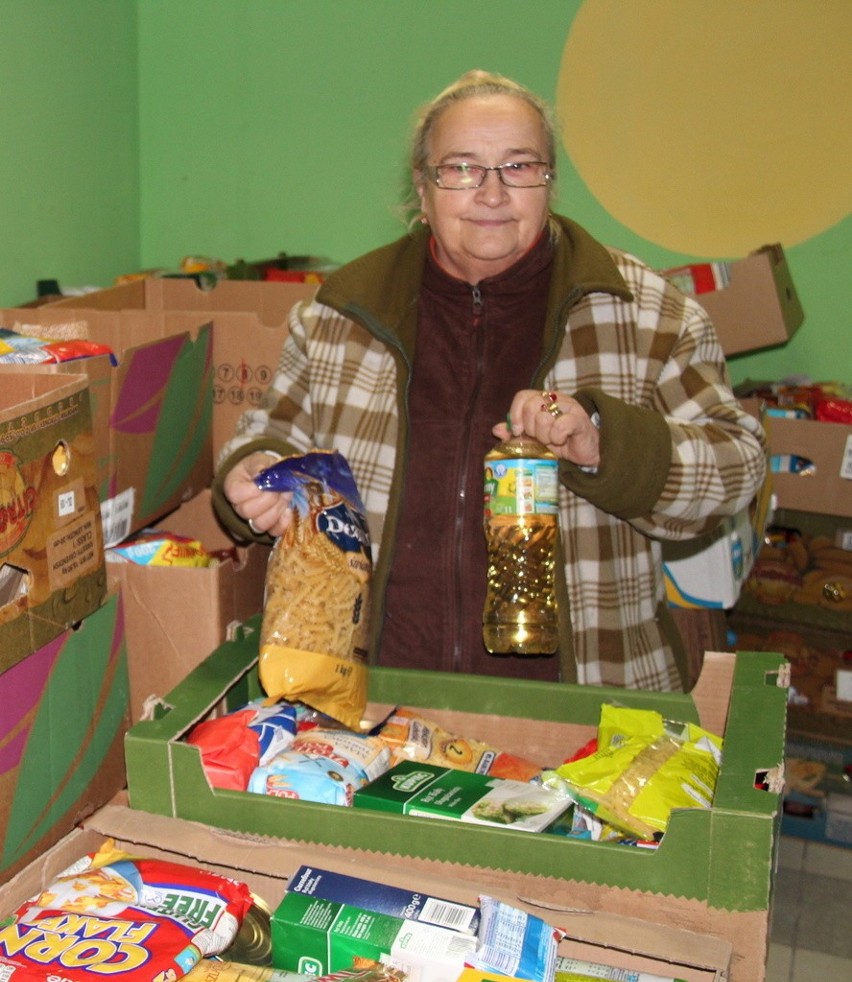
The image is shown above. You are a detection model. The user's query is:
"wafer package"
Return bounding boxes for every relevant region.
[254,451,371,730]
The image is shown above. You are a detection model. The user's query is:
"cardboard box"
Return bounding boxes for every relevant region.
[0,372,106,669]
[739,397,852,517]
[124,623,787,980]
[0,592,129,883]
[107,489,270,724]
[0,801,734,982]
[0,305,214,546]
[46,277,317,461]
[727,610,851,744]
[673,244,803,356]
[782,734,852,848]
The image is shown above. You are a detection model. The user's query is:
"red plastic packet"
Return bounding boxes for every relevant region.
[187,709,261,790]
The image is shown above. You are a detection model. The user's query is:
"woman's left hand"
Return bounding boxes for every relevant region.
[493,389,600,469]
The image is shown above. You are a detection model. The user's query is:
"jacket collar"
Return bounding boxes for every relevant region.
[316,213,633,337]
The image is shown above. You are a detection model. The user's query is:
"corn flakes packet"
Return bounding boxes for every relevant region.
[0,840,254,982]
[254,451,371,730]
[542,705,723,840]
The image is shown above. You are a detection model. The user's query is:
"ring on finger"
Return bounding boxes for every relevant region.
[248,518,260,533]
[541,389,558,403]
[546,403,564,418]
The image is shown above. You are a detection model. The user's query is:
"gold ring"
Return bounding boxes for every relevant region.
[541,390,558,403]
[547,403,564,418]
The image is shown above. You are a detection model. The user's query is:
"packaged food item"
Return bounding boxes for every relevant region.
[0,326,115,364]
[0,840,254,982]
[248,729,391,806]
[467,896,562,982]
[376,707,542,782]
[286,864,480,935]
[107,529,213,566]
[543,705,723,840]
[555,954,688,981]
[482,431,560,655]
[187,700,299,791]
[255,451,371,730]
[354,761,571,833]
[185,960,308,982]
[659,261,730,296]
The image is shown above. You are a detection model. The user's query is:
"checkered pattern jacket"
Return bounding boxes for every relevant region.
[214,215,766,690]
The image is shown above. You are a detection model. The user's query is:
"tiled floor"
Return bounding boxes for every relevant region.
[766,833,852,981]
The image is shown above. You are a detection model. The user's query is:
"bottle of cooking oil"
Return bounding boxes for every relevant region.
[482,430,560,654]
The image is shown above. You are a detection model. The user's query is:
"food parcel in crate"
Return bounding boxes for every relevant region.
[0,304,214,547]
[124,449,788,981]
[0,801,735,982]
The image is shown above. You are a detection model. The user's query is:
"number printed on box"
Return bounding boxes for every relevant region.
[57,490,76,517]
[841,434,852,481]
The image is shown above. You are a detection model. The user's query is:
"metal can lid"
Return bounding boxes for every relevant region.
[226,895,272,966]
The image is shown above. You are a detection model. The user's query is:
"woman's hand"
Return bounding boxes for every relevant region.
[223,451,294,537]
[493,390,600,470]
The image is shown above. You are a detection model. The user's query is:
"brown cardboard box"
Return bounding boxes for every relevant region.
[0,372,106,670]
[0,800,733,981]
[0,593,128,883]
[763,414,852,517]
[665,244,803,357]
[46,277,317,461]
[106,489,270,723]
[740,399,852,517]
[0,306,214,546]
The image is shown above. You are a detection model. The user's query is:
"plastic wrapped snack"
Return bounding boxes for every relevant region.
[247,728,391,806]
[187,699,299,791]
[376,707,542,782]
[255,451,371,730]
[543,705,723,840]
[0,840,254,982]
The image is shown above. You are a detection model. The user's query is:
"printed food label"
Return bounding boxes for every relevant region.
[484,458,558,516]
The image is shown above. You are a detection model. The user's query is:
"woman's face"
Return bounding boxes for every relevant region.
[416,94,551,284]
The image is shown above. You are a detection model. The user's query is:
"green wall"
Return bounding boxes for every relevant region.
[1,1,849,391]
[0,0,138,306]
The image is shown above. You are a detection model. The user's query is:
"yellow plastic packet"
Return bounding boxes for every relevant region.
[544,704,723,840]
[255,450,371,730]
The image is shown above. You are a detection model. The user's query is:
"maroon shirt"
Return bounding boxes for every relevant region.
[378,232,560,680]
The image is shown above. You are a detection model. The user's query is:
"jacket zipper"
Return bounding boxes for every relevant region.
[450,284,486,671]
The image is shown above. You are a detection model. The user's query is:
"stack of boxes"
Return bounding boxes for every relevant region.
[0,258,803,980]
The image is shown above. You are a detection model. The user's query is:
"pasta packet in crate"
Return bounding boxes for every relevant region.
[255,450,371,730]
[542,704,723,841]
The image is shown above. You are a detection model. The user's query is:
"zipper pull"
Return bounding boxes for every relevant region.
[471,284,483,317]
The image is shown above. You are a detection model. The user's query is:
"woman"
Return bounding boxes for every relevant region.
[212,70,766,691]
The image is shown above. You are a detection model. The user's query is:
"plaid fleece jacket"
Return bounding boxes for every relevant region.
[213,215,766,690]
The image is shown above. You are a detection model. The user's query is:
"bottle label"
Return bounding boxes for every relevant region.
[484,458,559,516]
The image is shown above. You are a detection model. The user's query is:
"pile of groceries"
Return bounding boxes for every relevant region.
[0,842,692,982]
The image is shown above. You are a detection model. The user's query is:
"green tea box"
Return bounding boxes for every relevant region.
[353,760,570,832]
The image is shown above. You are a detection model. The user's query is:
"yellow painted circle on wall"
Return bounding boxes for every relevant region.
[557,0,852,256]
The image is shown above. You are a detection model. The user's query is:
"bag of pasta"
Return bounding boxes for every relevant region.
[542,704,723,841]
[254,450,371,730]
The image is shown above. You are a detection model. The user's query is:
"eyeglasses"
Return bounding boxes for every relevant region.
[424,161,552,190]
